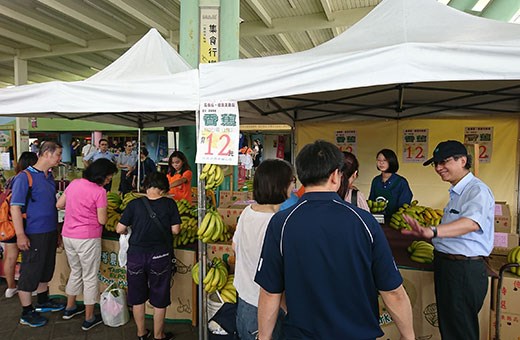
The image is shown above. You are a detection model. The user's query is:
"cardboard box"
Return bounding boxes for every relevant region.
[217,202,249,229]
[490,312,520,340]
[492,233,519,256]
[219,190,252,207]
[377,269,490,340]
[494,271,520,316]
[495,202,513,233]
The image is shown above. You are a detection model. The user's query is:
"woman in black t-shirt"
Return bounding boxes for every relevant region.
[117,172,180,340]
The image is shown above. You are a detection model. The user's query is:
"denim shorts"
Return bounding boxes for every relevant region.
[236,297,285,340]
[126,251,172,308]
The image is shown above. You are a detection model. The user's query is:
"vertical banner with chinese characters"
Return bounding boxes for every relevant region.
[403,129,428,163]
[335,130,357,154]
[200,7,219,64]
[464,127,493,163]
[196,101,240,165]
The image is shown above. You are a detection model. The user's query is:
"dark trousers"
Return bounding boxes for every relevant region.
[118,170,133,194]
[434,255,488,340]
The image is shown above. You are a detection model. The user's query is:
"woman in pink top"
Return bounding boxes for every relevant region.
[56,158,117,331]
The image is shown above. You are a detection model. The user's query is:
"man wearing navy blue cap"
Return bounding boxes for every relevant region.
[403,140,494,340]
[255,140,414,340]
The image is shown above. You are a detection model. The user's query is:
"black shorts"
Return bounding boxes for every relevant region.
[4,235,17,243]
[18,230,58,292]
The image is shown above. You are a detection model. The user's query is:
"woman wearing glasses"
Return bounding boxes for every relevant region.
[369,149,413,219]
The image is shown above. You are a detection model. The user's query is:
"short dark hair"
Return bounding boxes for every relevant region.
[454,154,472,170]
[168,151,191,176]
[296,140,344,187]
[337,151,359,198]
[253,159,294,205]
[140,147,149,157]
[83,158,118,185]
[38,141,62,157]
[98,138,109,145]
[15,152,38,174]
[143,172,170,193]
[377,149,399,173]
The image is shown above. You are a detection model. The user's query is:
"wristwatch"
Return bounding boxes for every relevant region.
[430,226,438,238]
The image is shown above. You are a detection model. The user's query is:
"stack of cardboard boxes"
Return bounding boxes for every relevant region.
[491,272,520,339]
[492,202,518,256]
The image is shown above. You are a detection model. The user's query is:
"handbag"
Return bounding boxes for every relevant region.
[141,197,177,278]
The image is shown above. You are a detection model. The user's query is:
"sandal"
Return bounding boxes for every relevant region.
[154,331,174,340]
[138,329,151,340]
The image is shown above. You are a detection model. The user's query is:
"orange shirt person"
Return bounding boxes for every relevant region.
[166,151,192,201]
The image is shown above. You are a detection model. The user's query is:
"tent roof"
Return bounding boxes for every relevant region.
[0,28,199,128]
[200,0,520,123]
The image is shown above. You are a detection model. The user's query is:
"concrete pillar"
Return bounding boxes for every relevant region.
[14,56,29,160]
[481,0,520,21]
[60,133,72,163]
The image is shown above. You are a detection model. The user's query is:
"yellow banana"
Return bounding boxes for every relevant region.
[203,267,215,285]
[197,212,213,237]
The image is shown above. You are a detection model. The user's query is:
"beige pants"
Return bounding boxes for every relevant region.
[63,237,101,305]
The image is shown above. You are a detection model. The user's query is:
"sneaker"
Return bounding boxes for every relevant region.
[62,304,86,320]
[81,314,103,331]
[34,299,66,313]
[5,287,18,298]
[20,310,48,327]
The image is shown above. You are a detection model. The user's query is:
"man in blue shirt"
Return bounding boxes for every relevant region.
[403,140,494,340]
[12,141,65,327]
[255,140,414,340]
[83,138,116,191]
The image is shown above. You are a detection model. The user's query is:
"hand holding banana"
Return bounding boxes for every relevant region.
[389,200,443,231]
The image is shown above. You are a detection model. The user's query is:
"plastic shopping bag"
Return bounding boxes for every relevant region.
[100,283,130,327]
[118,228,131,267]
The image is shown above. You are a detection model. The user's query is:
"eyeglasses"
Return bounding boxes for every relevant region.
[432,157,455,167]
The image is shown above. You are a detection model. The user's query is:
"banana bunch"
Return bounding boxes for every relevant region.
[119,192,142,211]
[107,192,122,213]
[177,198,197,217]
[407,240,434,264]
[507,246,520,275]
[105,212,122,232]
[191,257,229,294]
[174,215,198,247]
[367,199,387,213]
[219,274,237,304]
[197,209,226,243]
[389,200,444,230]
[200,164,225,190]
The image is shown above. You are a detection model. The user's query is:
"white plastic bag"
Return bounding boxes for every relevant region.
[118,227,131,267]
[100,283,130,327]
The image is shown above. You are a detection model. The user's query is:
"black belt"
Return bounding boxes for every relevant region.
[434,250,487,261]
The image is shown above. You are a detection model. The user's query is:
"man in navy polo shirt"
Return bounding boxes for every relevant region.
[12,141,65,327]
[255,140,414,340]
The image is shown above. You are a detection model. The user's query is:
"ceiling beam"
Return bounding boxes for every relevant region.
[277,33,296,53]
[98,51,122,60]
[0,27,51,51]
[331,26,344,37]
[32,58,94,78]
[105,0,170,37]
[0,34,147,62]
[149,0,180,21]
[62,55,110,70]
[28,64,83,81]
[319,0,334,21]
[306,31,319,47]
[0,4,87,47]
[244,0,273,28]
[37,0,127,42]
[240,7,374,37]
[239,45,254,59]
[0,43,15,54]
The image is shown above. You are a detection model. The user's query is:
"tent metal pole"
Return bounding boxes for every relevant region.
[196,108,208,340]
[137,127,141,192]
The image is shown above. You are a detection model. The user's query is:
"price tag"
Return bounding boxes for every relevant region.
[464,127,493,163]
[402,129,428,163]
[196,101,240,165]
[335,130,357,154]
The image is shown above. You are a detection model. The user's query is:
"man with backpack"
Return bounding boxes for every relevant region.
[11,141,65,327]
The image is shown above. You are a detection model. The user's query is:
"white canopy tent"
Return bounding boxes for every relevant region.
[0,28,199,128]
[199,0,520,124]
